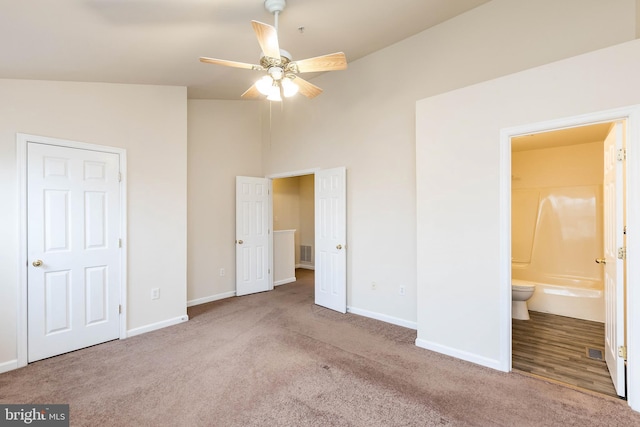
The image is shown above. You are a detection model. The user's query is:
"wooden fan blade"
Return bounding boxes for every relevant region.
[291,52,347,73]
[251,20,280,59]
[293,77,323,99]
[199,57,263,71]
[241,84,262,99]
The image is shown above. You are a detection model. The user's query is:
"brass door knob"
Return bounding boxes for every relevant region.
[237,240,244,245]
[32,260,43,267]
[336,244,342,250]
[595,258,606,264]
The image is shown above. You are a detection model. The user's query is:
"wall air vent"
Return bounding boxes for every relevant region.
[300,245,312,263]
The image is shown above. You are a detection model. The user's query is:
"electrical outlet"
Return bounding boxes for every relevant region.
[151,288,160,300]
[371,281,377,290]
[399,286,405,296]
[220,268,225,277]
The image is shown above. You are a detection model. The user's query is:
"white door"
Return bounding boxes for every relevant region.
[28,142,121,362]
[315,167,347,313]
[603,121,626,397]
[236,176,271,296]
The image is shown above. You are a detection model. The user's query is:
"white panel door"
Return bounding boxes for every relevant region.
[603,121,626,397]
[315,167,346,313]
[236,176,271,296]
[28,143,121,362]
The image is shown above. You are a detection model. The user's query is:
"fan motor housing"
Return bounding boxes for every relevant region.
[264,0,286,14]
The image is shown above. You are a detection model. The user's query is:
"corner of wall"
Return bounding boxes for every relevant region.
[637,0,640,38]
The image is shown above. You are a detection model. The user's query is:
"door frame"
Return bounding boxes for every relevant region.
[16,134,128,368]
[499,105,640,409]
[267,168,319,280]
[267,167,348,310]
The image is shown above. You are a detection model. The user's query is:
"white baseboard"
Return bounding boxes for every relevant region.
[0,359,18,374]
[295,264,315,270]
[187,291,235,307]
[414,338,502,371]
[347,306,417,330]
[127,315,189,338]
[274,277,296,286]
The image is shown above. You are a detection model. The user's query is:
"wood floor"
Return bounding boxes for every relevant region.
[512,310,619,398]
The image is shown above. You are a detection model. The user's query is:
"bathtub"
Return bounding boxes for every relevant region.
[521,275,604,323]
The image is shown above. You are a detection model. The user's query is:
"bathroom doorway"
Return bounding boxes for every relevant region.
[509,120,627,398]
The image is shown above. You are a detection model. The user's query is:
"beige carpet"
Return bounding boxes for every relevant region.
[1,269,639,426]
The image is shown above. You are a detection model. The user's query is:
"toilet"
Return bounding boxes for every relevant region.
[512,279,536,320]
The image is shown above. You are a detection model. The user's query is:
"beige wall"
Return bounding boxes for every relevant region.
[272,175,315,266]
[298,174,315,264]
[273,177,302,264]
[258,0,636,326]
[416,39,640,367]
[637,0,640,37]
[186,100,262,305]
[512,142,604,189]
[0,79,187,367]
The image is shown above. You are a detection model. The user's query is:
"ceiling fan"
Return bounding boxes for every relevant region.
[199,0,347,101]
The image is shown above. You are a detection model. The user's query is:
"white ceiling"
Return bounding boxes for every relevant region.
[0,0,489,99]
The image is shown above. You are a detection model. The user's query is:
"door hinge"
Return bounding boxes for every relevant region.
[268,269,271,274]
[119,304,122,314]
[118,238,122,248]
[624,225,627,235]
[619,346,627,360]
[617,148,626,161]
[118,172,122,182]
[618,247,627,260]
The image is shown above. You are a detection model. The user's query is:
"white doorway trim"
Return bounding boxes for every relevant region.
[267,167,349,313]
[499,105,640,410]
[267,168,320,282]
[16,134,128,368]
[267,168,321,180]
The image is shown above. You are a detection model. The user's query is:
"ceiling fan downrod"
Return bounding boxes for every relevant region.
[264,0,286,32]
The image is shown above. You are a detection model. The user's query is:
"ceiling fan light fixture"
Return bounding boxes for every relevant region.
[269,67,284,81]
[281,78,299,98]
[266,87,282,102]
[256,75,274,95]
[199,0,346,101]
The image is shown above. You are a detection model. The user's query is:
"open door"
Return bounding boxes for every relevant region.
[603,121,626,397]
[236,176,271,296]
[315,167,347,313]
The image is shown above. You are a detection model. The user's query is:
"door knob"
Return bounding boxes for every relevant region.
[336,244,342,250]
[237,240,243,245]
[595,258,606,264]
[32,260,43,267]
